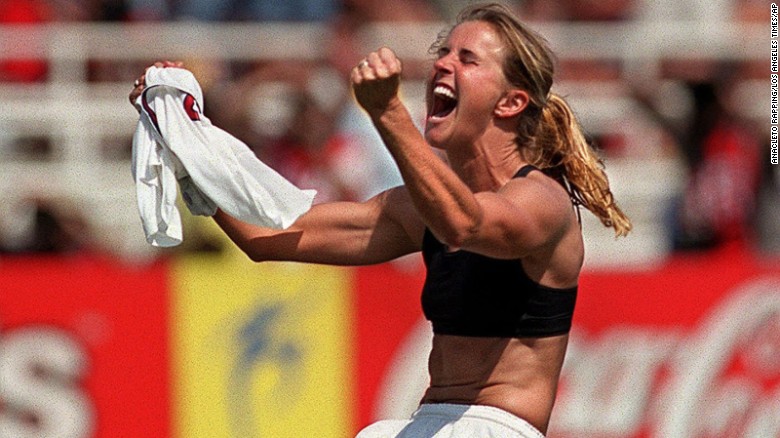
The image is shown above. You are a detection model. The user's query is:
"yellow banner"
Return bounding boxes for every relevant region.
[171,250,354,438]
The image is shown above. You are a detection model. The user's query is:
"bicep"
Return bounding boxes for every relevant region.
[458,185,570,259]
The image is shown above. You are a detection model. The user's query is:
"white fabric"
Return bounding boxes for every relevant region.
[356,404,546,438]
[131,67,315,247]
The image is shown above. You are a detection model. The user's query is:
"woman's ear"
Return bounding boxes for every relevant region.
[494,89,529,118]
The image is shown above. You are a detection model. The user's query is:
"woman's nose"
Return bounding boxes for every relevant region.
[433,54,454,73]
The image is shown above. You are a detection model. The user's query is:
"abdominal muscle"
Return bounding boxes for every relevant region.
[421,333,569,435]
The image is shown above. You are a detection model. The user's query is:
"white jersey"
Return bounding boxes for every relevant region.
[132,67,315,247]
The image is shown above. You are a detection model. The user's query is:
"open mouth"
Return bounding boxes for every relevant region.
[429,85,457,119]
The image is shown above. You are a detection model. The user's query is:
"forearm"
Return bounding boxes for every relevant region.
[370,101,482,247]
[213,209,304,262]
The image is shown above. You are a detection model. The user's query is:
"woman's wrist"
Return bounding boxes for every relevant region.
[368,96,408,124]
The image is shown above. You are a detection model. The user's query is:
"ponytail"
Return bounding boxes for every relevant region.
[529,93,631,237]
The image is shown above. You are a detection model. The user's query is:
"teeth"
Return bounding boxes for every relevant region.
[433,85,456,100]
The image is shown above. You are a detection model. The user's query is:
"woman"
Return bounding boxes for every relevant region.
[130,3,629,437]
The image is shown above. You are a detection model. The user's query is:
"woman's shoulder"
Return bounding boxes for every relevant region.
[502,169,576,219]
[503,172,584,281]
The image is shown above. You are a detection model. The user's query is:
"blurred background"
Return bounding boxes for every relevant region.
[0,0,776,437]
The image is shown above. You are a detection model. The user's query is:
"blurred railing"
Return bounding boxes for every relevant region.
[0,21,766,264]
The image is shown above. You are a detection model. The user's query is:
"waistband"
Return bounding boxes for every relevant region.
[413,403,545,438]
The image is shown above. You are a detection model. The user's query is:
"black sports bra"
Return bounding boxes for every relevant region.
[420,165,577,338]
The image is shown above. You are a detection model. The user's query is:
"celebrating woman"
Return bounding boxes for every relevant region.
[130,3,629,437]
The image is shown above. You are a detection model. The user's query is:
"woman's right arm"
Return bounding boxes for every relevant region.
[129,63,423,264]
[213,186,424,266]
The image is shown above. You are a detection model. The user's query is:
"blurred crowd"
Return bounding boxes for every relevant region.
[0,0,775,258]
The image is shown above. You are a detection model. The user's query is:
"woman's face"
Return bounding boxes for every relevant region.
[424,20,510,149]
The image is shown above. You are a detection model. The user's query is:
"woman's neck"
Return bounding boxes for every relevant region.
[447,137,526,192]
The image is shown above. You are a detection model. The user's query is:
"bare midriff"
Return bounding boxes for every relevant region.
[421,333,569,435]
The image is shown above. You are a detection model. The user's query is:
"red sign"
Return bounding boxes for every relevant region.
[0,255,172,438]
[3,246,779,438]
[553,248,780,438]
[353,260,426,432]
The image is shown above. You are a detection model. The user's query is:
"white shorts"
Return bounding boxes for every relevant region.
[355,403,545,438]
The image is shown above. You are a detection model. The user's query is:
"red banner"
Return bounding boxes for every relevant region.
[553,248,780,438]
[353,260,425,431]
[2,247,779,438]
[0,255,172,438]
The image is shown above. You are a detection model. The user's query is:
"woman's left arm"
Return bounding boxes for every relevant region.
[352,48,484,247]
[352,48,570,259]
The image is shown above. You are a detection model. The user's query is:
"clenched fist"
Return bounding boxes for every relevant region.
[351,47,403,118]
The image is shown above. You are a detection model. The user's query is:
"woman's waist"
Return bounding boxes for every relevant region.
[421,384,553,434]
[424,334,567,432]
[412,403,546,438]
[427,333,568,381]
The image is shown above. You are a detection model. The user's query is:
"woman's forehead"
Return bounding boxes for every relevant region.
[446,20,505,54]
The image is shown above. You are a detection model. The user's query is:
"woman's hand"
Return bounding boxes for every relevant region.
[351,47,403,119]
[128,60,184,108]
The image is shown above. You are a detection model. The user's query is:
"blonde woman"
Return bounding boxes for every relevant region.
[349,4,629,437]
[130,3,629,437]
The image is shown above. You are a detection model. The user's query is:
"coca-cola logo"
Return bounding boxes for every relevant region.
[373,277,780,438]
[0,324,94,438]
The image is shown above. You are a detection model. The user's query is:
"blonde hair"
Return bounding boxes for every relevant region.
[436,3,631,236]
